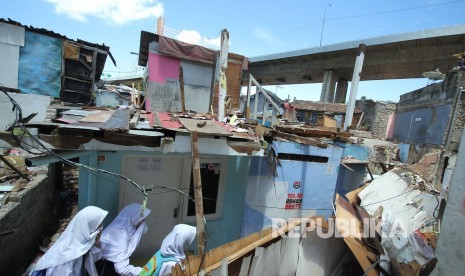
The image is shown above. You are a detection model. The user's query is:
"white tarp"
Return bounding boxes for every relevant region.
[0,92,51,131]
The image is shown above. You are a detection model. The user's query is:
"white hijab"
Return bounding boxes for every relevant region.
[100,203,151,263]
[35,206,108,270]
[160,224,197,261]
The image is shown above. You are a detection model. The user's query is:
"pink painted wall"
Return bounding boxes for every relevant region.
[147,52,180,83]
[386,113,395,139]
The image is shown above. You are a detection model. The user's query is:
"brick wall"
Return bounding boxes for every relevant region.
[355,99,376,128]
[0,165,61,276]
[372,102,397,139]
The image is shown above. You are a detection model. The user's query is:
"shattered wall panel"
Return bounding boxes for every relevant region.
[18,31,62,98]
[145,81,181,112]
[0,23,24,89]
[184,84,211,113]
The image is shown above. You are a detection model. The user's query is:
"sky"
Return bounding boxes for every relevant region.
[2,0,465,102]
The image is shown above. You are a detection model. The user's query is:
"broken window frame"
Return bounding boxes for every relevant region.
[180,158,227,222]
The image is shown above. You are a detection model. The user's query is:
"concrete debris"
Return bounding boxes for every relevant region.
[336,168,440,275]
[407,150,442,185]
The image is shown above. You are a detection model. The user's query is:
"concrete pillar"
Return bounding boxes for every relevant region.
[334,79,348,103]
[432,126,465,275]
[343,44,366,130]
[319,70,336,102]
[217,29,229,121]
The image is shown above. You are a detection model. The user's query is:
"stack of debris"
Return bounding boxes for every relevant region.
[336,167,440,275]
[0,149,33,208]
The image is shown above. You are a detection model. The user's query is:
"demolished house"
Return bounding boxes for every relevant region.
[0,18,115,105]
[1,19,465,276]
[285,100,363,130]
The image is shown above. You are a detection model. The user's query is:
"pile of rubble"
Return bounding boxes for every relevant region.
[336,166,440,275]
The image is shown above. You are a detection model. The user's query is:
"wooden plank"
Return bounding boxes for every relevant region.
[191,131,206,258]
[253,87,259,120]
[179,66,186,113]
[79,110,114,123]
[0,155,30,181]
[246,77,252,119]
[137,83,141,106]
[277,125,353,138]
[276,125,335,137]
[129,111,140,129]
[183,227,273,275]
[38,134,92,149]
[59,124,102,132]
[227,141,261,155]
[273,130,328,148]
[179,118,232,137]
[249,75,281,111]
[194,219,303,274]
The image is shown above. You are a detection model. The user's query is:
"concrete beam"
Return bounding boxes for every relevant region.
[244,26,465,86]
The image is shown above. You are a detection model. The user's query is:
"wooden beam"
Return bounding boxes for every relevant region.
[273,130,328,148]
[129,111,141,129]
[0,155,30,181]
[246,77,252,119]
[191,131,206,257]
[179,66,186,113]
[137,83,141,106]
[249,75,281,111]
[177,217,316,275]
[276,125,352,138]
[91,50,97,86]
[253,86,259,120]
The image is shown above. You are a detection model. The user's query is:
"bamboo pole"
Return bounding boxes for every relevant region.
[191,131,205,257]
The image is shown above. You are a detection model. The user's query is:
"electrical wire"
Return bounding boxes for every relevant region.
[327,0,465,22]
[236,0,465,50]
